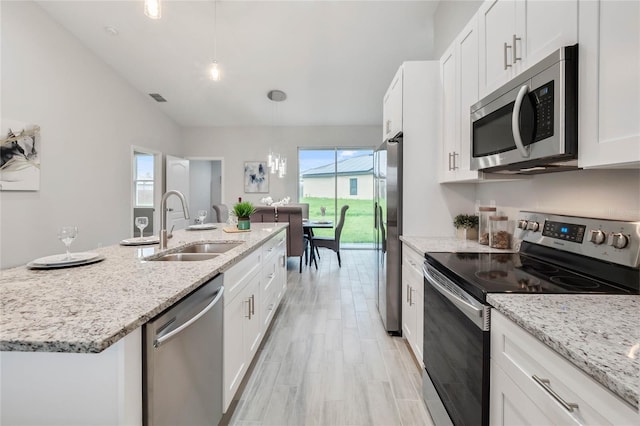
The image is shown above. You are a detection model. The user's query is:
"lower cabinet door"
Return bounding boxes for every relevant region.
[223,295,248,411]
[490,361,563,426]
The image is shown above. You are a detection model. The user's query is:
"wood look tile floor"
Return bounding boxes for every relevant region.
[224,249,434,426]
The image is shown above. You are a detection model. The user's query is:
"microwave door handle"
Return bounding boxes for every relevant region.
[512,84,531,158]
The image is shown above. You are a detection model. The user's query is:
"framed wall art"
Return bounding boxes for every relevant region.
[244,161,269,193]
[0,120,40,191]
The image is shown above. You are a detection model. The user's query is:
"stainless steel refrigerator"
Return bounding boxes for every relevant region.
[374,134,402,334]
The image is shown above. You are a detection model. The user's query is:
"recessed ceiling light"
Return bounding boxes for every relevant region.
[104,26,119,36]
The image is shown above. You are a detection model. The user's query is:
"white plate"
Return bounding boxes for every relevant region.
[30,252,101,266]
[187,223,217,231]
[27,253,105,269]
[120,236,160,246]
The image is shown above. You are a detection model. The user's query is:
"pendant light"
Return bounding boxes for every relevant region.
[267,90,287,178]
[209,0,221,81]
[144,0,161,20]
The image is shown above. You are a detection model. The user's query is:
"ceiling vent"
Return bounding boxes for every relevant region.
[149,93,167,102]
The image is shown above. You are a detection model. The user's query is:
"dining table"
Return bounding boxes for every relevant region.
[302,219,334,269]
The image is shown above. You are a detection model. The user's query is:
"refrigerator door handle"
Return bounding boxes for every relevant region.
[374,201,378,230]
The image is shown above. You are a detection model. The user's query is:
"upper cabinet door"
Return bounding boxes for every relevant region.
[382,67,403,141]
[478,0,516,96]
[578,0,640,168]
[516,0,578,71]
[439,43,457,182]
[478,0,578,97]
[456,17,481,181]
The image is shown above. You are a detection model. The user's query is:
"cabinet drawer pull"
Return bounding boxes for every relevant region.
[452,152,459,170]
[406,284,410,303]
[448,152,453,171]
[532,375,579,412]
[512,34,521,63]
[246,298,252,319]
[250,294,255,316]
[504,42,512,69]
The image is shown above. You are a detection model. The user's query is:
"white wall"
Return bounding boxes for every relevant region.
[433,0,483,58]
[0,2,183,268]
[182,126,379,206]
[476,169,640,223]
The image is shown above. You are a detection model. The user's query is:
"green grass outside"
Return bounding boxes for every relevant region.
[300,197,374,243]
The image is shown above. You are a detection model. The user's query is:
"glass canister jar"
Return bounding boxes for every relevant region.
[478,206,496,245]
[489,215,511,249]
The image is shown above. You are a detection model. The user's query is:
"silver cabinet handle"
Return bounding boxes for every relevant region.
[512,84,531,157]
[504,42,512,69]
[532,375,579,412]
[452,152,459,170]
[406,284,410,303]
[448,152,453,171]
[246,297,252,319]
[154,286,224,348]
[409,286,414,306]
[512,34,522,64]
[250,294,255,316]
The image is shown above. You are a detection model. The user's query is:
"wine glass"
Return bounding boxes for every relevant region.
[58,226,78,260]
[197,210,208,225]
[135,217,149,238]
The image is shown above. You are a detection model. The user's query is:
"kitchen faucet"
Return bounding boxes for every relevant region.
[159,190,190,250]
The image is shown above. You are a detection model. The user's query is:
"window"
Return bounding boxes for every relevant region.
[134,153,154,207]
[298,147,374,245]
[350,178,357,196]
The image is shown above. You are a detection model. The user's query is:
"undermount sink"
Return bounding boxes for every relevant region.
[152,253,221,262]
[177,242,243,254]
[148,242,243,261]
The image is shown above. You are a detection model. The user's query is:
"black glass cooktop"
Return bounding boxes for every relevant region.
[425,251,637,303]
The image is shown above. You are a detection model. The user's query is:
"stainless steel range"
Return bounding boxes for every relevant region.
[422,211,640,426]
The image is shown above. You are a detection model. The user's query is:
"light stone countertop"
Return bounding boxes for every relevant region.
[0,223,288,354]
[487,294,640,409]
[400,236,517,255]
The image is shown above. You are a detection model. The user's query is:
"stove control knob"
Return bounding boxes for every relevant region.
[607,233,629,249]
[588,229,606,245]
[526,221,540,232]
[517,220,529,230]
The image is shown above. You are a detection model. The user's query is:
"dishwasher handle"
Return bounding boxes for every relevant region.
[154,286,224,348]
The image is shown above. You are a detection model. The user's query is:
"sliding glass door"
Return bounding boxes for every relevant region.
[298,148,374,246]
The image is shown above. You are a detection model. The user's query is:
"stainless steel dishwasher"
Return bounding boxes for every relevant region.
[143,274,224,426]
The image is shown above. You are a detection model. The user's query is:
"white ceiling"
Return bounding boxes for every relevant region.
[37,1,440,127]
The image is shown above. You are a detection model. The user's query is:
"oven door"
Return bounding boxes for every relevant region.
[423,263,490,426]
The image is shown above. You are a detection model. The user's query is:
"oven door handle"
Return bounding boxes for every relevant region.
[423,265,489,331]
[512,84,531,158]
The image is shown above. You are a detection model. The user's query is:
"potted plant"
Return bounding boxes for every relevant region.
[453,214,479,240]
[233,201,256,230]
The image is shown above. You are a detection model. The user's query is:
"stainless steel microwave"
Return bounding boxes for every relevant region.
[470,44,578,174]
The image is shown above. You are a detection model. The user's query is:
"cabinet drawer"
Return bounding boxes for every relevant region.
[402,245,424,276]
[491,311,637,425]
[222,248,262,304]
[262,230,286,260]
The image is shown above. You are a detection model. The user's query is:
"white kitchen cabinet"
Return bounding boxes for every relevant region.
[223,229,288,412]
[439,17,482,183]
[401,243,424,367]
[261,230,286,329]
[223,246,263,412]
[490,310,637,426]
[578,0,640,169]
[382,66,403,141]
[478,0,578,97]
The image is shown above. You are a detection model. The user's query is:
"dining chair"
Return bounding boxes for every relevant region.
[212,204,229,223]
[251,206,309,273]
[311,205,349,267]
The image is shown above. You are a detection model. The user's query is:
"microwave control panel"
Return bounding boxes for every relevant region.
[531,81,554,142]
